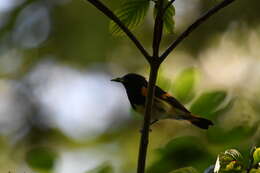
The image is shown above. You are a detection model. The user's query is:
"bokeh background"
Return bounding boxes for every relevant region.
[0,0,260,172]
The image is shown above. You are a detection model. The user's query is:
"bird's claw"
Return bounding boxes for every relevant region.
[139,120,159,133]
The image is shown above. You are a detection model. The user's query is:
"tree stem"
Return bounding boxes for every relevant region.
[137,63,159,173]
[152,0,164,57]
[137,0,164,172]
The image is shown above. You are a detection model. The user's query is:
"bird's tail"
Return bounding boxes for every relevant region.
[188,115,214,129]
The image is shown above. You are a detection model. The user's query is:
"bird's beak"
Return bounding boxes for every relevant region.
[111,77,124,83]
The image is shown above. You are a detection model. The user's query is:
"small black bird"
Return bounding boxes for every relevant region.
[111,73,213,129]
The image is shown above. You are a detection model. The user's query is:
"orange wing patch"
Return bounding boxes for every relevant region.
[141,87,147,96]
[161,92,172,99]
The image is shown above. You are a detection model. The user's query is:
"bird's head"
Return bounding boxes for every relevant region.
[111,73,147,90]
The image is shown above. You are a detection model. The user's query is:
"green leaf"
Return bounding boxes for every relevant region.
[224,149,243,161]
[250,168,260,173]
[172,68,199,104]
[109,0,150,36]
[207,125,258,145]
[153,3,175,34]
[148,136,212,173]
[157,70,172,91]
[26,147,57,171]
[214,149,244,172]
[163,4,175,34]
[169,167,198,173]
[253,147,260,165]
[190,91,227,117]
[208,98,234,120]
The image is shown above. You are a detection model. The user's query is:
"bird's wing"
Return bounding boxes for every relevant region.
[154,86,190,113]
[140,85,190,113]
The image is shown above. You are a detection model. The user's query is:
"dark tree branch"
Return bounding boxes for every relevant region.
[160,0,236,62]
[137,0,164,172]
[152,0,164,58]
[86,0,152,63]
[137,63,159,173]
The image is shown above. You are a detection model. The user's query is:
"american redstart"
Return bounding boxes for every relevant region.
[111,73,213,129]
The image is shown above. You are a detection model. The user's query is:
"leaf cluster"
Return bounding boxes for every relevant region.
[158,67,232,120]
[109,0,175,36]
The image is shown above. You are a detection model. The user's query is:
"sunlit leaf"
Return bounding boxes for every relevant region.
[224,149,243,161]
[190,91,227,117]
[172,68,199,104]
[224,161,243,172]
[253,147,260,165]
[26,147,57,171]
[214,149,244,172]
[109,0,150,36]
[153,2,175,34]
[214,156,221,173]
[250,168,260,173]
[170,167,198,173]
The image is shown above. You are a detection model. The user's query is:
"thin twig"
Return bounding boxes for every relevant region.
[86,0,152,63]
[160,0,236,62]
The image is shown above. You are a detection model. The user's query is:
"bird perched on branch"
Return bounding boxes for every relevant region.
[111,73,213,129]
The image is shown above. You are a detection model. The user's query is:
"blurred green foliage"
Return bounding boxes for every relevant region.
[148,136,213,173]
[253,148,260,166]
[169,167,198,173]
[206,125,258,146]
[212,148,260,173]
[0,0,260,173]
[86,163,114,173]
[26,147,58,171]
[171,68,198,103]
[249,169,260,173]
[190,91,227,118]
